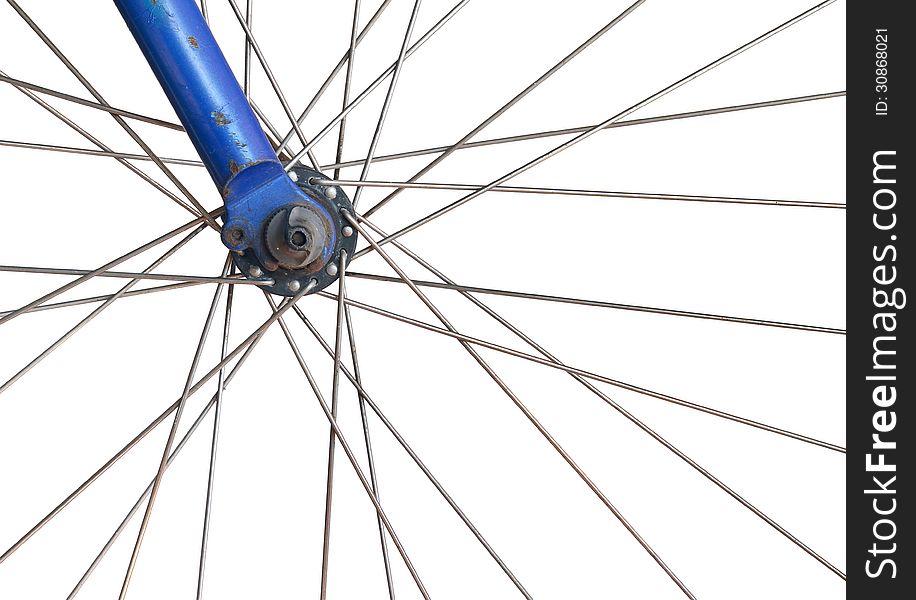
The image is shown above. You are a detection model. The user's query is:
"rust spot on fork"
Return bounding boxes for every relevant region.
[212,111,232,126]
[188,35,199,49]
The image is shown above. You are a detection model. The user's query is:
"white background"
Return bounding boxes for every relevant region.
[0,1,845,598]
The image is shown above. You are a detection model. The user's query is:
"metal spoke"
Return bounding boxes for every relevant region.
[249,97,294,162]
[196,263,236,600]
[0,210,219,327]
[283,0,470,170]
[319,178,845,210]
[343,271,845,334]
[363,0,647,217]
[0,139,202,167]
[343,213,697,599]
[333,0,362,182]
[321,288,844,453]
[351,0,423,208]
[200,0,209,22]
[275,0,394,155]
[0,265,270,286]
[321,91,846,172]
[118,257,233,600]
[354,218,847,579]
[295,305,533,599]
[1,68,203,219]
[224,0,320,170]
[340,297,397,600]
[0,74,183,130]
[319,251,348,600]
[1,136,843,211]
[312,2,398,572]
[243,0,254,97]
[0,281,202,319]
[7,0,218,229]
[0,226,206,396]
[352,0,840,258]
[263,295,431,600]
[335,214,845,453]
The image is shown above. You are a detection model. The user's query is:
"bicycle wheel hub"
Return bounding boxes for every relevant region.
[225,166,358,296]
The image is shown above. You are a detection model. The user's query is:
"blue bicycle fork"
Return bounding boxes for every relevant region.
[113,0,356,294]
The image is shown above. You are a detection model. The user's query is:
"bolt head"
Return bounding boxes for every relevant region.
[341,225,354,238]
[248,265,263,278]
[326,262,339,276]
[224,227,245,246]
[287,280,302,293]
[325,186,338,200]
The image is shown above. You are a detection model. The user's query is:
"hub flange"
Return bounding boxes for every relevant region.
[230,166,357,296]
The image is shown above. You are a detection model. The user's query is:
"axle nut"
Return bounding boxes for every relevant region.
[264,204,332,270]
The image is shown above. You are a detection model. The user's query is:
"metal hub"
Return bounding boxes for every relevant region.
[229,167,358,296]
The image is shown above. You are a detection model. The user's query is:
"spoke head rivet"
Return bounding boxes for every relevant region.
[287,280,301,293]
[325,186,338,200]
[248,265,263,278]
[341,225,354,238]
[288,170,299,182]
[326,262,339,276]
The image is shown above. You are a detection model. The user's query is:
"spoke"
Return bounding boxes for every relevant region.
[0,281,202,319]
[118,257,233,600]
[0,210,219,327]
[344,213,697,599]
[319,178,845,210]
[7,0,218,229]
[363,0,647,218]
[295,305,533,599]
[332,0,362,182]
[0,139,203,167]
[310,7,400,571]
[322,288,845,453]
[355,218,846,579]
[336,216,846,453]
[1,293,290,570]
[351,0,423,208]
[274,0,394,155]
[0,74,183,130]
[243,0,254,97]
[319,252,348,600]
[284,0,470,170]
[196,263,236,600]
[0,226,206,396]
[322,91,846,171]
[224,0,320,170]
[263,294,431,600]
[352,0,840,259]
[343,272,845,334]
[0,265,270,286]
[340,296,397,600]
[200,0,209,22]
[1,68,203,219]
[249,97,294,162]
